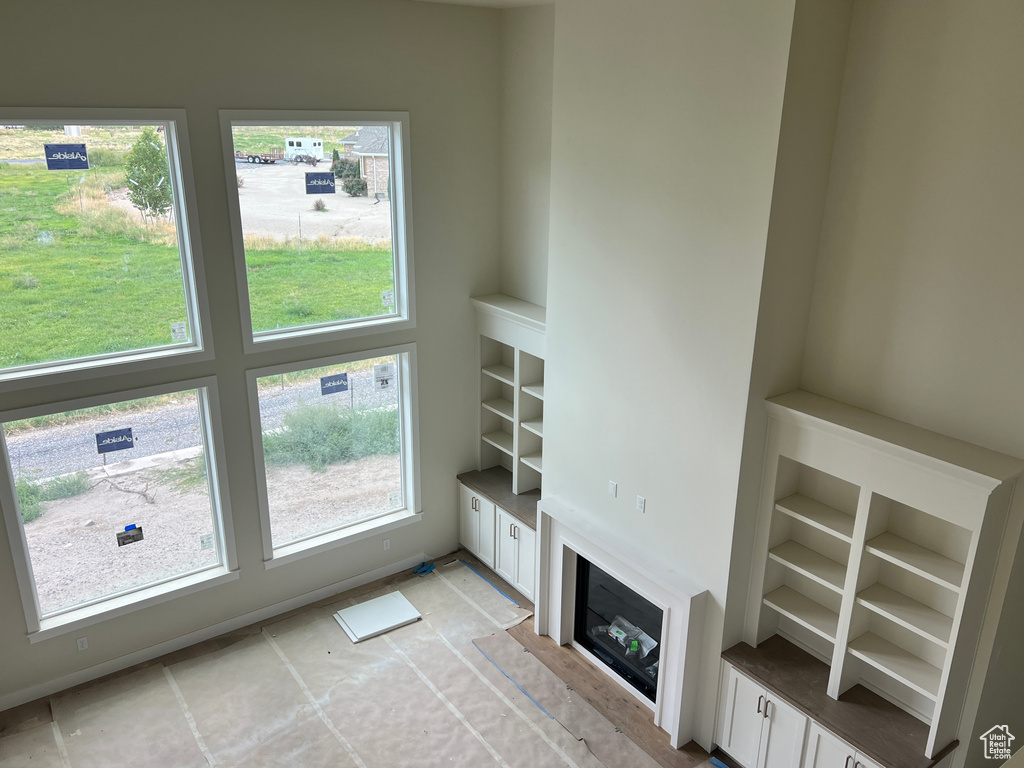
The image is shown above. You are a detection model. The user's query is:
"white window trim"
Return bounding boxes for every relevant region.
[0,107,215,393]
[0,376,238,637]
[219,110,416,353]
[246,343,421,565]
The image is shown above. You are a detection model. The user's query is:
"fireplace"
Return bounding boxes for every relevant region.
[574,558,663,702]
[535,497,710,748]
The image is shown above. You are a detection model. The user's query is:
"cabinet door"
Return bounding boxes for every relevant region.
[459,484,480,556]
[718,664,767,768]
[494,508,517,584]
[852,754,884,768]
[760,695,807,768]
[803,722,855,768]
[514,523,536,601]
[477,496,496,568]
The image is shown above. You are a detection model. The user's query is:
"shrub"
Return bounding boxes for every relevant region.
[332,158,359,179]
[14,472,90,523]
[263,405,399,472]
[312,197,327,212]
[237,176,245,188]
[342,177,368,197]
[125,126,172,219]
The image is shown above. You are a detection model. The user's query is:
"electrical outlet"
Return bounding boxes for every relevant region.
[383,538,391,551]
[636,495,646,513]
[608,481,618,498]
[76,636,89,652]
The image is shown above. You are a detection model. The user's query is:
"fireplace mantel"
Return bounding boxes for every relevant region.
[536,495,709,749]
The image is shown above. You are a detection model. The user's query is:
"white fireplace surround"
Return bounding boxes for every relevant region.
[535,497,709,749]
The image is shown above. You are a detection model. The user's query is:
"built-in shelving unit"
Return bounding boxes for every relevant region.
[745,390,1024,760]
[472,294,546,495]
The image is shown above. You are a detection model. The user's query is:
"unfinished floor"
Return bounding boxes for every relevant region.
[0,554,723,768]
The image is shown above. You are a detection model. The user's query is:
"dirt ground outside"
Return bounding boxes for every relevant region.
[105,158,393,244]
[22,452,401,617]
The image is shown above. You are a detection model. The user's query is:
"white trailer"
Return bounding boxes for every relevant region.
[284,137,324,164]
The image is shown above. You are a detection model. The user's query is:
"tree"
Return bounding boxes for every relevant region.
[124,127,172,220]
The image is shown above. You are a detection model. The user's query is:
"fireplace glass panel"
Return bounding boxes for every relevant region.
[574,557,663,701]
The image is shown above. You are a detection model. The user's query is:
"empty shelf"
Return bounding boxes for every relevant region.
[521,383,544,400]
[481,430,513,455]
[763,586,839,641]
[856,583,953,647]
[521,418,544,437]
[768,540,846,593]
[482,398,514,420]
[847,632,941,700]
[775,493,855,542]
[521,453,543,473]
[865,533,964,591]
[482,364,515,386]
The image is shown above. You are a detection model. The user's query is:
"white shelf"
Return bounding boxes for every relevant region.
[763,586,839,642]
[482,398,514,421]
[521,418,544,437]
[856,583,953,647]
[775,493,855,542]
[521,383,544,401]
[482,364,515,386]
[481,430,513,456]
[521,453,543,473]
[768,540,846,593]
[848,632,942,701]
[865,533,964,592]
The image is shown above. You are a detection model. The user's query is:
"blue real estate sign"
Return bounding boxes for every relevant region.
[44,143,89,171]
[320,373,349,395]
[305,172,336,194]
[96,428,135,454]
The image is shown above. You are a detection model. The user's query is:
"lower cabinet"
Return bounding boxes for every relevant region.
[459,483,496,568]
[495,508,535,601]
[457,476,536,602]
[804,723,883,768]
[718,663,808,768]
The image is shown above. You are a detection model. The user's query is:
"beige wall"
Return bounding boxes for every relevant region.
[0,0,501,704]
[799,1,1024,763]
[543,0,796,746]
[499,4,554,307]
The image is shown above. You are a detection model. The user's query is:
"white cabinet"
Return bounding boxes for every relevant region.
[718,663,808,768]
[746,391,1024,757]
[804,722,883,768]
[459,483,495,568]
[495,507,536,601]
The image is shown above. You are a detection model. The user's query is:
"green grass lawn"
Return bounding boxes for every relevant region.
[0,161,395,368]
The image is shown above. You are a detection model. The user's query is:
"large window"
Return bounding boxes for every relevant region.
[248,345,419,564]
[221,112,414,350]
[0,111,209,387]
[0,379,236,638]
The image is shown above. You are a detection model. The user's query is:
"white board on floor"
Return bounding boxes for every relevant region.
[334,591,421,643]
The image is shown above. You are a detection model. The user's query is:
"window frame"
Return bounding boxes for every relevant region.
[246,343,421,568]
[0,108,214,393]
[219,110,416,352]
[0,376,238,641]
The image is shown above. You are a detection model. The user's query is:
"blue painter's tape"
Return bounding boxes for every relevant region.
[45,143,89,170]
[305,172,336,194]
[472,639,554,719]
[96,428,134,454]
[124,524,136,531]
[460,560,519,606]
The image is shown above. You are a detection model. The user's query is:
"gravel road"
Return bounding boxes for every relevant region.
[6,366,400,482]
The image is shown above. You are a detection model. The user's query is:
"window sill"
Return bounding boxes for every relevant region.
[246,313,415,354]
[265,508,420,569]
[30,567,239,643]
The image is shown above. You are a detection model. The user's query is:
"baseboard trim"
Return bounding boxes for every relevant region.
[0,552,427,713]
